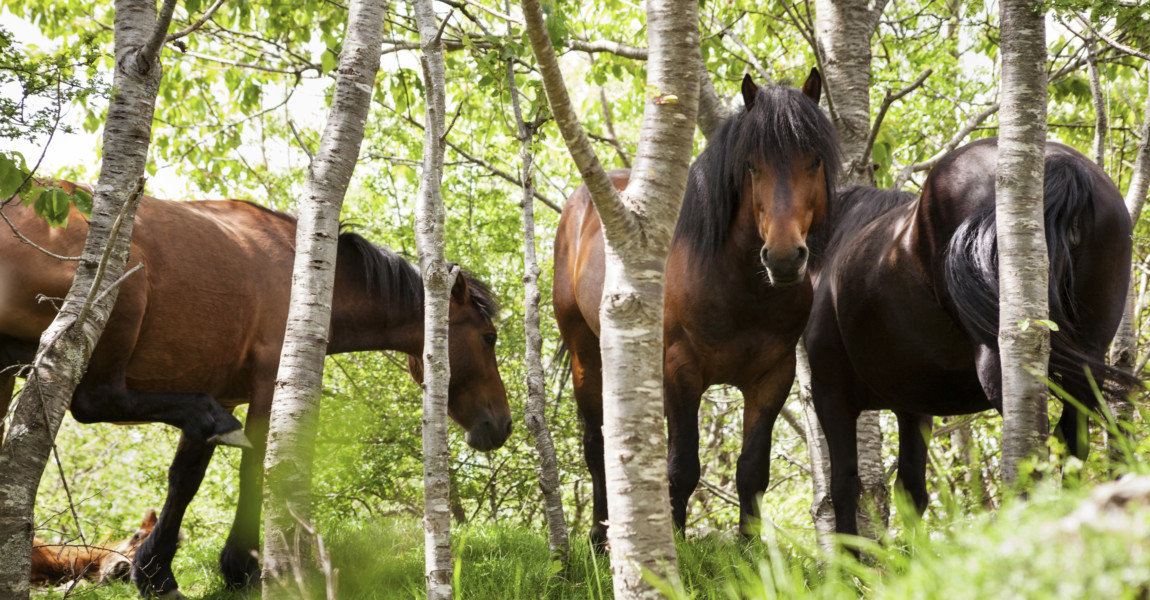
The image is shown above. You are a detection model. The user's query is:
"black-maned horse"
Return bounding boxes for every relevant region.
[554,69,841,547]
[0,186,511,596]
[805,137,1134,536]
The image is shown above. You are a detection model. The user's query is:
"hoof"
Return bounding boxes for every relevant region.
[207,429,253,448]
[589,523,609,555]
[220,543,261,589]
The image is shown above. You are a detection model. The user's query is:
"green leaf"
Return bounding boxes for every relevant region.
[0,153,27,200]
[321,50,337,75]
[71,188,92,215]
[186,0,202,14]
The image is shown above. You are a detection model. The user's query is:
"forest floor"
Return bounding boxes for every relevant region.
[29,476,1150,599]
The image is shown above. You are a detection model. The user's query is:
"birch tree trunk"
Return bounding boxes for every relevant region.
[260,0,384,593]
[411,1,453,598]
[996,0,1050,487]
[814,0,888,185]
[506,50,569,559]
[795,342,835,550]
[1110,73,1150,458]
[814,0,892,532]
[1086,33,1107,168]
[520,0,699,596]
[0,0,174,594]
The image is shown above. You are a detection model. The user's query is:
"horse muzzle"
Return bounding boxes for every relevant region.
[761,245,808,287]
[465,416,512,451]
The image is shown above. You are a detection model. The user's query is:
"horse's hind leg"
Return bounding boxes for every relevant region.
[895,412,932,516]
[570,344,608,553]
[220,371,274,588]
[734,352,796,537]
[69,383,247,446]
[132,433,216,598]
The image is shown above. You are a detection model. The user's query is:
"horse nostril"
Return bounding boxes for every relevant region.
[795,245,808,264]
[504,420,513,437]
[760,247,770,265]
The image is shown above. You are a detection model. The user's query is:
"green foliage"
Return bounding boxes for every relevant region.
[11,0,1150,597]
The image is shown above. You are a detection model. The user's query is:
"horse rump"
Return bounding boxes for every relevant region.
[943,153,1137,409]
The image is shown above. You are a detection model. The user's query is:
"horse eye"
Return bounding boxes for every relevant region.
[810,157,822,170]
[483,333,497,346]
[746,162,756,174]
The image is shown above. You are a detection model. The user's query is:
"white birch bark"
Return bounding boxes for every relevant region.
[855,411,888,534]
[260,0,384,592]
[520,0,699,596]
[996,0,1050,487]
[1110,73,1150,457]
[411,1,453,598]
[814,0,888,185]
[795,342,834,551]
[506,45,569,559]
[1086,33,1107,168]
[0,0,174,594]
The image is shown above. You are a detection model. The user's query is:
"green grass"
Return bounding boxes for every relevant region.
[29,480,1150,599]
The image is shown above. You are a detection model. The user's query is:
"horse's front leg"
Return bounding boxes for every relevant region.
[735,352,795,538]
[132,433,216,598]
[219,384,271,589]
[665,362,704,533]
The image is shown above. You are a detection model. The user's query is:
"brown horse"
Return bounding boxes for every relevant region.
[805,138,1134,537]
[554,70,841,547]
[31,510,158,586]
[0,185,511,597]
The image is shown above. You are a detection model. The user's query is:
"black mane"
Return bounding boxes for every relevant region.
[807,185,916,274]
[337,232,498,322]
[674,83,842,263]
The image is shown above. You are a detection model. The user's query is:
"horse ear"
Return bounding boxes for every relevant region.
[406,354,424,384]
[801,67,822,103]
[450,268,470,305]
[741,73,759,109]
[142,509,158,528]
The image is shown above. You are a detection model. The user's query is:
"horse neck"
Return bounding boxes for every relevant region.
[327,277,425,356]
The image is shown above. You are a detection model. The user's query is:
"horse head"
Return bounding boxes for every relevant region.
[407,271,511,452]
[98,509,160,582]
[741,69,835,286]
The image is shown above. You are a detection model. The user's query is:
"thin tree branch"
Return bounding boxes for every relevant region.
[181,50,319,75]
[166,0,227,43]
[289,120,316,164]
[75,177,145,331]
[1076,13,1150,61]
[568,38,648,60]
[863,69,931,172]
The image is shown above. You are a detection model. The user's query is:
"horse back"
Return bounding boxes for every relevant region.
[0,189,298,403]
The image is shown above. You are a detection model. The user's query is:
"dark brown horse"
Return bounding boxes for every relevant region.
[0,185,511,596]
[31,509,159,585]
[554,70,841,546]
[805,138,1134,537]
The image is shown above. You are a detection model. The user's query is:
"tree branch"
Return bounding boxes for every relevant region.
[863,69,931,173]
[166,0,227,43]
[568,38,648,60]
[519,0,626,226]
[137,0,179,71]
[1075,13,1150,61]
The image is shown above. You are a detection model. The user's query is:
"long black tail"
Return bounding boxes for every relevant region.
[944,154,1134,407]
